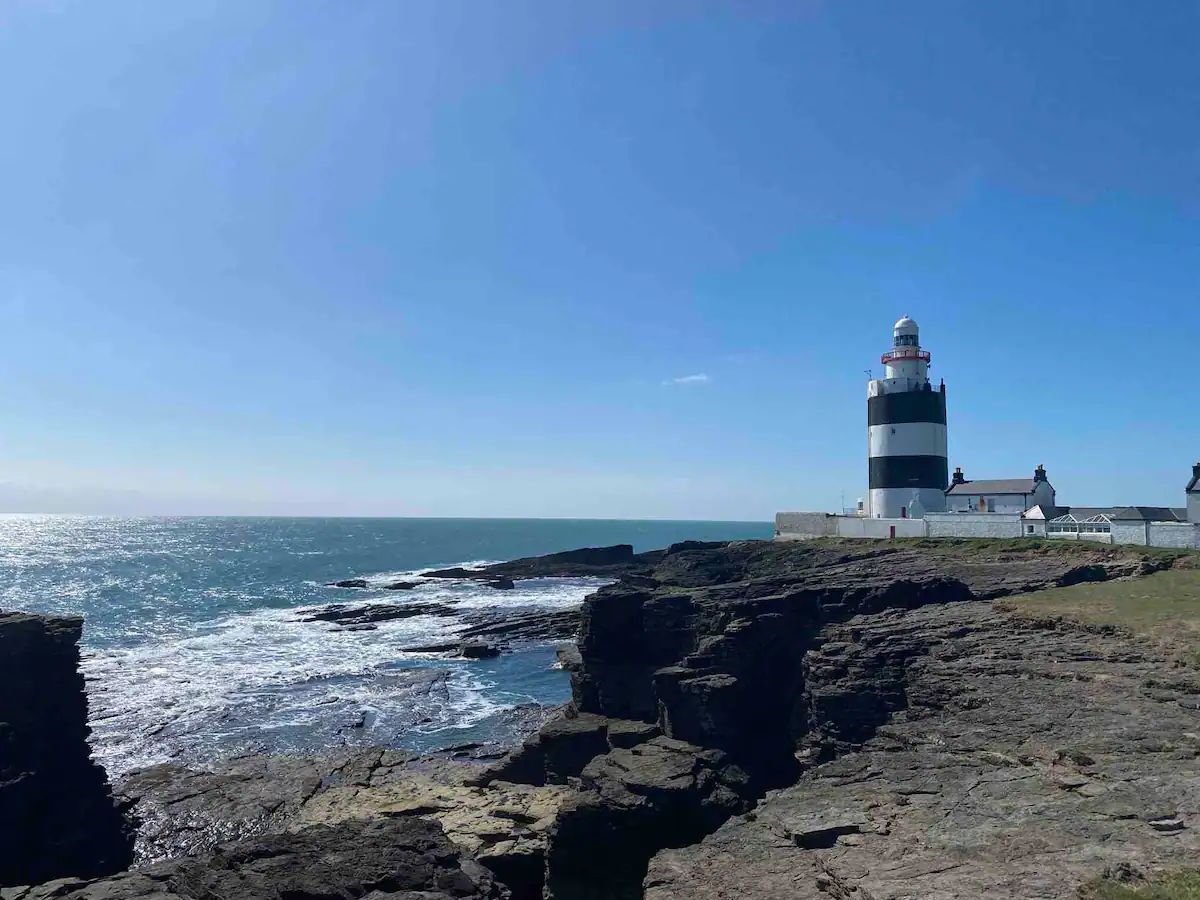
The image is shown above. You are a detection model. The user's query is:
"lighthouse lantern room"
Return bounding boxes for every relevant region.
[867,317,949,519]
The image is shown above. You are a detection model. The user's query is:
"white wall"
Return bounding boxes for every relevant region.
[777,509,1200,549]
[869,487,947,519]
[775,512,836,540]
[836,516,925,539]
[924,513,1024,539]
[1189,493,1200,525]
[1032,481,1056,508]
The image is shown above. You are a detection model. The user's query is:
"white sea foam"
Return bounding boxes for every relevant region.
[83,572,604,776]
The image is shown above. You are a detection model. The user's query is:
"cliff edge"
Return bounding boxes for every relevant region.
[0,613,134,887]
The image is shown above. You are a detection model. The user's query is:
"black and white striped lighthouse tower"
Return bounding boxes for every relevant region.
[867,316,948,519]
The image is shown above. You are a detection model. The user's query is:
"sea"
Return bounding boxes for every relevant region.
[0,515,771,777]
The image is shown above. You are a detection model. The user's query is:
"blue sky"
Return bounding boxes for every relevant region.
[0,1,1196,518]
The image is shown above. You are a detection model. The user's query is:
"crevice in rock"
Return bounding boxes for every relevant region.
[513,572,974,899]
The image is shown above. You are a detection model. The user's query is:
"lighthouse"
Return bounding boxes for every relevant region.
[867,316,948,518]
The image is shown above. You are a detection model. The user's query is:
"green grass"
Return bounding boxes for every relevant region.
[896,536,1194,561]
[1080,871,1200,899]
[1001,569,1200,665]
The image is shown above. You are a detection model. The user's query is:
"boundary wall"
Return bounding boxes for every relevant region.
[776,512,1200,549]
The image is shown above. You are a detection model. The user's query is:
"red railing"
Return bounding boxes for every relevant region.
[881,348,931,365]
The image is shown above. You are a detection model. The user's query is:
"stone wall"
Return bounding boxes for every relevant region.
[1110,522,1148,546]
[924,512,1023,539]
[0,613,133,887]
[1146,522,1200,549]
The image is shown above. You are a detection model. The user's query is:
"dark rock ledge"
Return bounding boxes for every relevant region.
[1,817,503,900]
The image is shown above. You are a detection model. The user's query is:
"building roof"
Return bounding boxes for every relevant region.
[1188,467,1200,494]
[946,478,1041,496]
[1057,507,1113,520]
[1056,506,1188,523]
[1113,506,1189,522]
[1022,505,1059,520]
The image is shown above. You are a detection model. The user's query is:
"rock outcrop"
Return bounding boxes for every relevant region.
[118,749,569,900]
[0,613,133,888]
[476,540,1182,898]
[645,600,1200,899]
[301,600,458,627]
[544,736,752,900]
[0,817,503,900]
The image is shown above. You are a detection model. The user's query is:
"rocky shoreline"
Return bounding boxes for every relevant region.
[3,538,1199,898]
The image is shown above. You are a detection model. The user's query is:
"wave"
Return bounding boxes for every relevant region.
[82,573,601,776]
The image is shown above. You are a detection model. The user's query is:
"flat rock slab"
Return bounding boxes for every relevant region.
[118,746,570,899]
[298,771,571,868]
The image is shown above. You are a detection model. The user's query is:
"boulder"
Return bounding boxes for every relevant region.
[327,578,370,589]
[459,641,500,660]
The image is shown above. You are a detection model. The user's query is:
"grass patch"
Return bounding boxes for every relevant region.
[1080,871,1200,899]
[897,536,1193,561]
[1002,569,1200,665]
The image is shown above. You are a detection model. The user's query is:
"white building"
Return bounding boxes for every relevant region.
[944,465,1056,514]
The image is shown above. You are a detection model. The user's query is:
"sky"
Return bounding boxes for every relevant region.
[0,0,1196,519]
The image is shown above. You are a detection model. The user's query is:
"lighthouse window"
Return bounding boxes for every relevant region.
[895,334,918,347]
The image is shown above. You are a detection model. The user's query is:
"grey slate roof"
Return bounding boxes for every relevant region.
[1056,506,1188,523]
[946,479,1039,496]
[1111,506,1189,522]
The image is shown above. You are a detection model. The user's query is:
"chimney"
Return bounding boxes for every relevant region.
[1193,461,1200,481]
[951,467,966,486]
[1034,464,1047,483]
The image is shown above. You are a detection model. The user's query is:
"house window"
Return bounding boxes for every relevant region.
[1027,525,1035,534]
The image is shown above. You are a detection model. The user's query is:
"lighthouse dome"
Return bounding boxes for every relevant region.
[894,315,919,334]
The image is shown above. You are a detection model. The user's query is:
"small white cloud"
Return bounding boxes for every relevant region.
[664,373,712,386]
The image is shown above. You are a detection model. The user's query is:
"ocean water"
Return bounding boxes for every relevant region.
[0,515,771,776]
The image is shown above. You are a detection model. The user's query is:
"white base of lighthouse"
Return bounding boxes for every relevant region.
[869,487,946,520]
